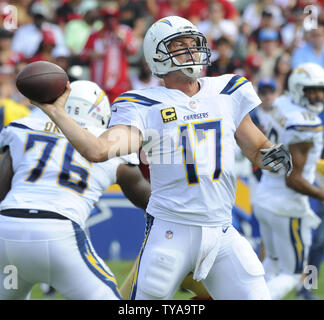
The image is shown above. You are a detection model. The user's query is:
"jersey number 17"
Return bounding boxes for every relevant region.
[178,119,222,185]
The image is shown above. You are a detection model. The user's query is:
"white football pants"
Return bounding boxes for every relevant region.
[254,205,313,299]
[130,216,271,300]
[0,215,121,300]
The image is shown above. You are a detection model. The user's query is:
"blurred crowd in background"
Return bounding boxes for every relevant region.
[1,0,324,126]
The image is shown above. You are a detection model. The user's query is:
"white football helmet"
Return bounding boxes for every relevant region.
[65,80,111,128]
[143,16,211,78]
[288,62,324,114]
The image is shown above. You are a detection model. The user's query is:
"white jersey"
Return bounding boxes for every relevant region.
[249,106,274,202]
[109,75,261,226]
[254,95,323,219]
[251,106,273,135]
[0,113,139,228]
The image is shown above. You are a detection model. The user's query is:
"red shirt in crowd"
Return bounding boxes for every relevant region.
[188,0,239,22]
[82,24,138,103]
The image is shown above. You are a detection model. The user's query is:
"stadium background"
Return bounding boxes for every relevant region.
[0,0,324,299]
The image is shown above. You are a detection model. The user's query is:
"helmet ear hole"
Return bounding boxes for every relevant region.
[153,53,163,61]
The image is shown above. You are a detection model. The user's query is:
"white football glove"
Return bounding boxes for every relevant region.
[260,143,293,177]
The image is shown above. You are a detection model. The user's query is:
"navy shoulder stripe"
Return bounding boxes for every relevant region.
[8,122,32,130]
[220,75,249,95]
[112,93,161,106]
[286,124,323,132]
[7,122,63,135]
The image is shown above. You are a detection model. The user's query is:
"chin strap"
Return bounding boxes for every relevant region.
[171,55,203,78]
[181,65,203,78]
[307,102,324,114]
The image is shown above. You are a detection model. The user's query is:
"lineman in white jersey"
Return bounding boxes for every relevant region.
[0,80,151,300]
[253,63,324,300]
[32,16,292,300]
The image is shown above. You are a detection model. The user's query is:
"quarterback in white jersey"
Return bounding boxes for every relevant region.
[253,63,324,300]
[32,16,292,300]
[0,81,150,300]
[112,74,264,227]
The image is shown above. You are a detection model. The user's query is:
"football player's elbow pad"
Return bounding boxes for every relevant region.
[260,143,293,177]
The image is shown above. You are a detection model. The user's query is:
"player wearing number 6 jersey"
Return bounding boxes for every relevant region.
[32,16,292,300]
[0,80,151,300]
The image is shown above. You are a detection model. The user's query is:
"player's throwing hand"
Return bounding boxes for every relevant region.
[31,82,71,118]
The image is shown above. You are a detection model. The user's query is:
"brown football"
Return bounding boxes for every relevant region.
[16,61,69,103]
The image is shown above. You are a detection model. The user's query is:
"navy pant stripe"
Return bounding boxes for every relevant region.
[130,213,154,300]
[72,221,122,299]
[289,218,304,274]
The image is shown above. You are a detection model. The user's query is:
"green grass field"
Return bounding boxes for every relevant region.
[29,260,324,300]
[30,260,195,300]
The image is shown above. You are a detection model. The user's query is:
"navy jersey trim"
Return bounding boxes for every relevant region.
[7,122,62,135]
[286,124,323,132]
[220,75,249,95]
[112,93,161,106]
[8,122,32,130]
